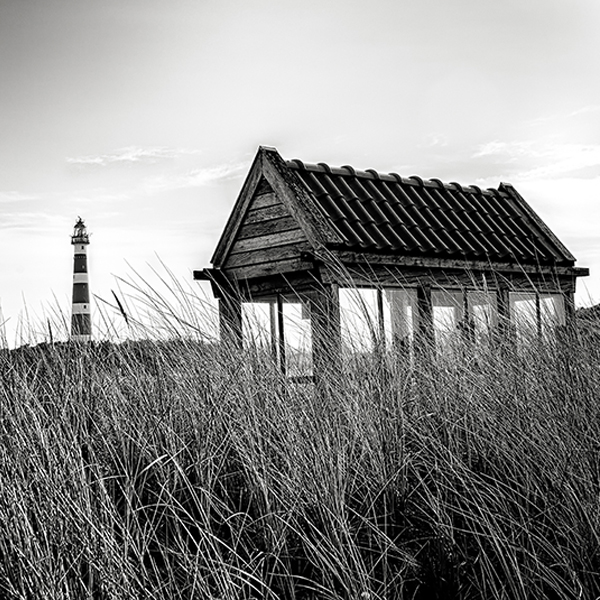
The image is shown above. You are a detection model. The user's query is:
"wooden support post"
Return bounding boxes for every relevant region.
[494,283,516,353]
[496,284,510,337]
[559,290,577,345]
[563,290,575,327]
[377,288,386,354]
[535,293,541,339]
[388,289,414,352]
[219,294,243,351]
[416,284,434,356]
[310,284,341,388]
[460,290,474,346]
[269,301,278,362]
[276,294,286,375]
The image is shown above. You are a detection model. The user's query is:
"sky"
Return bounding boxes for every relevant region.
[1,0,599,346]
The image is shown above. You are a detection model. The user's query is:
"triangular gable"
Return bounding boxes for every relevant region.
[220,180,309,277]
[211,146,343,270]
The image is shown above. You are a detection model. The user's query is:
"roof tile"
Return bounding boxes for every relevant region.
[286,158,574,265]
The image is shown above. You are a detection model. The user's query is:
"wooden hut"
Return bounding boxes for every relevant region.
[194,146,588,379]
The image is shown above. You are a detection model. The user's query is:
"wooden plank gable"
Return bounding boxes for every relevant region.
[221,180,311,280]
[211,147,340,273]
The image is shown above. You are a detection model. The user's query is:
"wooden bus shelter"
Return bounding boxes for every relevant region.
[194,146,588,380]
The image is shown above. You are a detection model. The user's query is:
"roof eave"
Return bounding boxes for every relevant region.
[500,182,578,264]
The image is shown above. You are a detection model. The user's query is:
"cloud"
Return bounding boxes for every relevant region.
[567,105,600,118]
[473,140,600,180]
[67,189,132,204]
[0,191,43,203]
[144,161,246,192]
[532,105,600,124]
[420,134,449,149]
[473,140,542,162]
[0,211,66,233]
[66,146,200,168]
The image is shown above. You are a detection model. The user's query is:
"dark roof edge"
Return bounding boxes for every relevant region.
[261,147,344,248]
[500,183,577,264]
[286,158,506,197]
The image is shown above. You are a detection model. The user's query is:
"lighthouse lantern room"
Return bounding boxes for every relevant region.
[71,217,92,342]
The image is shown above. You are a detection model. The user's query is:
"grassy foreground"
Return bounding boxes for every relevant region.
[1,317,600,599]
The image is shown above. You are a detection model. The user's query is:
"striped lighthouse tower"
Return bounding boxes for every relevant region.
[71,217,92,342]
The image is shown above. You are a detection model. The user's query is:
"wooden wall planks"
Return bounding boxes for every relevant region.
[222,187,310,279]
[237,215,299,240]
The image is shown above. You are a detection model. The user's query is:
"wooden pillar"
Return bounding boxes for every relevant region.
[310,284,341,388]
[218,293,243,351]
[388,288,414,352]
[563,290,576,327]
[276,294,286,375]
[559,289,577,345]
[535,293,542,339]
[376,287,386,354]
[416,284,434,355]
[494,282,515,353]
[269,301,278,362]
[496,284,510,337]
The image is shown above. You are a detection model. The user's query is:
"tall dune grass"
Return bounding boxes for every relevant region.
[0,283,599,599]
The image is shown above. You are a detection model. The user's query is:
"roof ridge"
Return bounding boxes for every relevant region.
[285,158,505,196]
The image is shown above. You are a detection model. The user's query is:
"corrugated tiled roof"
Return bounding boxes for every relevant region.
[286,159,574,265]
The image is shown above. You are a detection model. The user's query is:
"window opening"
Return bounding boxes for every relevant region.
[279,298,312,378]
[509,292,538,342]
[242,302,272,349]
[540,293,566,339]
[339,288,379,353]
[242,296,312,377]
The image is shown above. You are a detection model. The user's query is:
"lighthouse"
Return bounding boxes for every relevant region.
[71,217,92,342]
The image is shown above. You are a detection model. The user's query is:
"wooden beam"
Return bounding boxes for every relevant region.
[563,290,576,326]
[377,287,386,353]
[219,294,242,351]
[234,272,320,300]
[495,283,511,343]
[276,294,286,375]
[316,249,587,278]
[309,284,341,389]
[416,284,434,351]
[388,288,416,350]
[222,258,315,285]
[269,301,278,363]
[535,293,542,339]
[318,261,580,293]
[193,268,237,300]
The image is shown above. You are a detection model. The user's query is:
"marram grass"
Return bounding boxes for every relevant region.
[0,304,599,599]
